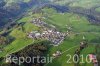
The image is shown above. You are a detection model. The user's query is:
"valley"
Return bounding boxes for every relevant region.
[0,0,100,66]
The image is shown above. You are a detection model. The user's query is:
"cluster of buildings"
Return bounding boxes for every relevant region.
[28,29,66,46]
[32,18,48,27]
[28,18,66,46]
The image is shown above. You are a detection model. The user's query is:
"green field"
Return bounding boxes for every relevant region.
[96,7,100,12]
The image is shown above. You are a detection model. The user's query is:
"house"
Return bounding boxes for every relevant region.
[52,51,62,57]
[89,54,98,64]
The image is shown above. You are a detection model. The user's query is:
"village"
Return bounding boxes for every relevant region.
[28,18,66,46]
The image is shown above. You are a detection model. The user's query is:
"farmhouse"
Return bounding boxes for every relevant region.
[52,51,62,57]
[89,54,98,66]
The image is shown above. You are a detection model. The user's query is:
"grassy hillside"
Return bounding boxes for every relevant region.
[5,0,30,6]
[69,0,100,8]
[43,8,100,32]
